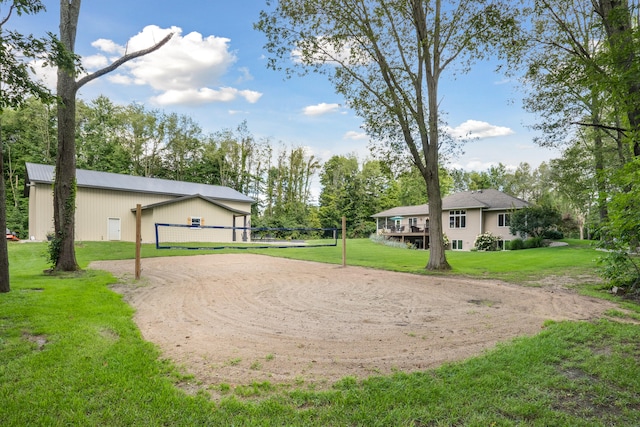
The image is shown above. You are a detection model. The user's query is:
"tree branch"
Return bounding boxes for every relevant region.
[0,4,14,27]
[571,121,628,135]
[75,32,173,90]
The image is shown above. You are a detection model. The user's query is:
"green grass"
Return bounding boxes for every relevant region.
[69,238,599,285]
[248,238,602,284]
[1,240,639,426]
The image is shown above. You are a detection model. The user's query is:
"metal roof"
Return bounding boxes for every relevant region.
[372,189,529,218]
[25,163,255,203]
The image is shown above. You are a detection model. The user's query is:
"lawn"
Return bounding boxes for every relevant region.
[1,240,639,426]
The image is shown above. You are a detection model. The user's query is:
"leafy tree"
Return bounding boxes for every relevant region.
[1,0,68,292]
[593,0,640,156]
[509,204,562,239]
[514,0,631,224]
[318,155,359,232]
[397,166,427,206]
[598,158,640,293]
[52,0,172,271]
[256,0,520,270]
[2,98,56,236]
[158,112,203,182]
[449,168,472,193]
[261,144,319,225]
[549,142,599,240]
[76,96,131,173]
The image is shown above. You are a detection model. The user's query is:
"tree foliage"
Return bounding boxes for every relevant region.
[509,204,562,239]
[257,0,522,270]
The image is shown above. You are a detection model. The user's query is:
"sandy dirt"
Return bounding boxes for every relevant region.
[91,254,617,388]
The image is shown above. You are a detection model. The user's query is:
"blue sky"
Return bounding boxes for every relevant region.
[14,0,560,173]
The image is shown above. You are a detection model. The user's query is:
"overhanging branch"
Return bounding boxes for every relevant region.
[571,121,628,136]
[75,33,173,90]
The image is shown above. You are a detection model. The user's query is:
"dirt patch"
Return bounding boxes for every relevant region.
[91,254,617,388]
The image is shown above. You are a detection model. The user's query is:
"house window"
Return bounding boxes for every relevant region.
[189,217,202,227]
[452,239,463,250]
[449,210,466,228]
[409,217,418,227]
[498,213,510,227]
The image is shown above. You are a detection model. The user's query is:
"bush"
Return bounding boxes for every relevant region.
[524,236,546,249]
[369,234,415,249]
[508,238,524,250]
[474,231,500,251]
[543,229,564,240]
[598,249,640,293]
[510,205,562,238]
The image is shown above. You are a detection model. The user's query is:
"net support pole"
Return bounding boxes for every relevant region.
[135,204,142,280]
[342,216,346,267]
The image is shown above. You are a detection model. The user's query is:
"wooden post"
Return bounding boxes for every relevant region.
[342,216,346,267]
[135,204,142,280]
[423,226,427,250]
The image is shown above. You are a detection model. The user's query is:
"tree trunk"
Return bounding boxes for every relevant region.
[425,81,450,270]
[595,0,640,156]
[52,0,171,271]
[426,164,449,270]
[591,101,609,223]
[413,0,449,271]
[0,121,10,292]
[53,0,81,271]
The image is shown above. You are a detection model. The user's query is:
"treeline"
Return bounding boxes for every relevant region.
[3,96,574,238]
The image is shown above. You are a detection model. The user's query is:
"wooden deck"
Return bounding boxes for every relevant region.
[380,226,429,249]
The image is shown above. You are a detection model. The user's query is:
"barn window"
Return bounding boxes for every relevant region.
[189,217,202,227]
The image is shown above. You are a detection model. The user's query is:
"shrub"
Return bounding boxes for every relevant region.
[510,205,562,238]
[543,229,564,240]
[508,238,524,250]
[369,234,414,249]
[524,236,546,249]
[598,248,640,293]
[474,231,500,251]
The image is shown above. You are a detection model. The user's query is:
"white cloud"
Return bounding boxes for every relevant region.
[303,102,341,116]
[493,78,512,85]
[29,59,56,90]
[449,159,519,172]
[236,67,253,83]
[82,25,261,106]
[292,37,370,66]
[151,87,262,106]
[107,74,134,85]
[446,120,514,140]
[343,130,368,140]
[82,54,109,70]
[91,38,125,55]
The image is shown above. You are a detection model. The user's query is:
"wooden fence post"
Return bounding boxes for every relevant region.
[135,204,141,280]
[342,216,346,267]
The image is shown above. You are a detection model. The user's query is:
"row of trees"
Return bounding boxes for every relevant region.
[4,94,590,240]
[7,93,586,229]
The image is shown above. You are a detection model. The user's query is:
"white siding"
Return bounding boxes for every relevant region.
[28,184,252,243]
[143,198,251,244]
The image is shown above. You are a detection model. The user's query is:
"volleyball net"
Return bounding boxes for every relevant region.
[155,223,340,250]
